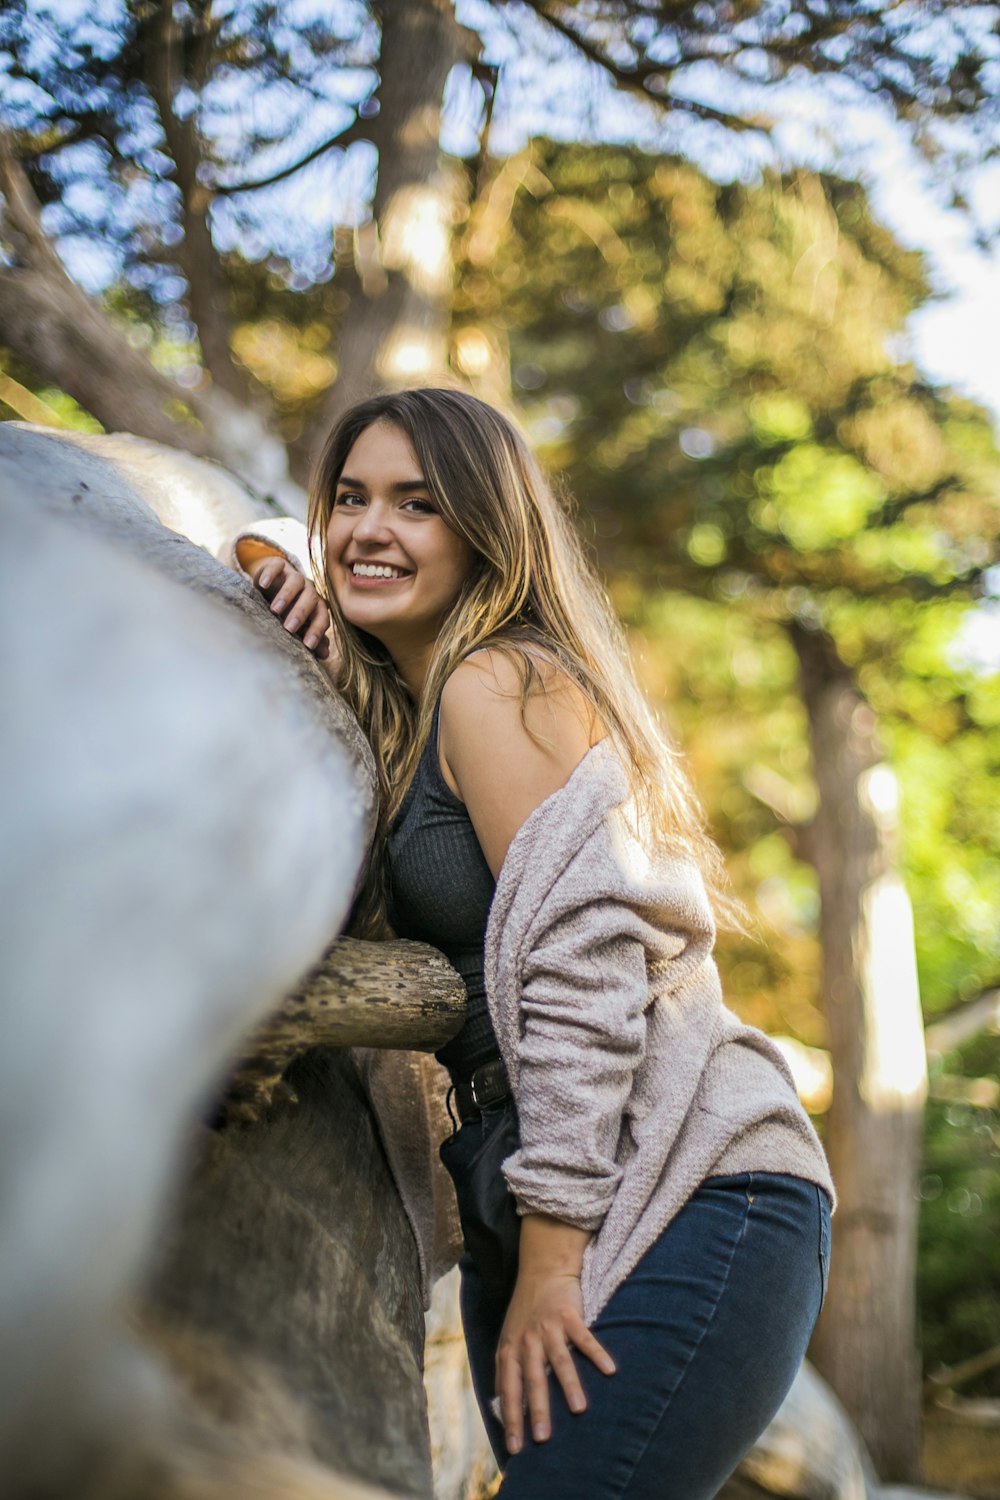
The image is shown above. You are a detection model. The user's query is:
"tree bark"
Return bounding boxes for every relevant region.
[143,0,254,406]
[791,620,927,1483]
[0,425,436,1497]
[225,936,466,1122]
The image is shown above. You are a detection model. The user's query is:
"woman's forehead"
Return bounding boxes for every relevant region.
[340,420,422,482]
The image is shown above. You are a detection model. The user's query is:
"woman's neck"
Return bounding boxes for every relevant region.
[387,636,436,700]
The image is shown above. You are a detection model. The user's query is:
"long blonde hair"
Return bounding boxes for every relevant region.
[307,388,737,936]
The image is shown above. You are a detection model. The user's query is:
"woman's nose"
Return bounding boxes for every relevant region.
[353,502,392,542]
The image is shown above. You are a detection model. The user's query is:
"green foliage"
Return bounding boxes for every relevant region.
[920,1031,1000,1397]
[0,348,103,432]
[457,138,1000,1375]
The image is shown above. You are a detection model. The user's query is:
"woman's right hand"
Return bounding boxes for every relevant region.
[247,555,331,659]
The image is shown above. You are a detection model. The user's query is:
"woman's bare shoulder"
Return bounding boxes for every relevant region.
[443,645,600,731]
[438,646,606,876]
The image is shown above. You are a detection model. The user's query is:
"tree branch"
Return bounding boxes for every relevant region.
[925,1343,1000,1402]
[925,987,1000,1057]
[520,0,765,134]
[211,115,372,196]
[222,936,467,1123]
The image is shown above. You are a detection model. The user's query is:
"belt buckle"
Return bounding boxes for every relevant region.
[469,1068,490,1110]
[469,1063,500,1111]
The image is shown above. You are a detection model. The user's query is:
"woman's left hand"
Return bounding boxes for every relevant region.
[252,556,332,658]
[496,1265,616,1455]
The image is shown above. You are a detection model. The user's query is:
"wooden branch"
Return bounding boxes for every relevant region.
[925,988,1000,1057]
[211,116,371,196]
[0,130,304,508]
[521,0,762,133]
[223,937,467,1122]
[0,128,71,276]
[925,1343,1000,1402]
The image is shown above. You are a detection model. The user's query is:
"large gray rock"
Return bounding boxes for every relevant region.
[724,1361,878,1500]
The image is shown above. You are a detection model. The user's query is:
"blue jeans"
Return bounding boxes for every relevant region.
[456,1107,831,1500]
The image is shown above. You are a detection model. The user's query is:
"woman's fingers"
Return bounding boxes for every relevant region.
[302,598,331,652]
[523,1332,552,1443]
[255,559,279,593]
[497,1345,525,1455]
[269,570,306,619]
[499,1319,614,1456]
[545,1325,587,1416]
[250,560,330,657]
[568,1319,617,1378]
[287,589,331,655]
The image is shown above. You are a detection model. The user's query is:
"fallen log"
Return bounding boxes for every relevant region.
[0,423,459,1499]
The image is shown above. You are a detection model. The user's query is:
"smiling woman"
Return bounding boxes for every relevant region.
[325,421,474,692]
[238,386,835,1500]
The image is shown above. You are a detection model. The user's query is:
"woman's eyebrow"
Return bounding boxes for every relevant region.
[337,474,429,492]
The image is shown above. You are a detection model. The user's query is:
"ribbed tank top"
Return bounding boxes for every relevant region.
[387,696,499,1078]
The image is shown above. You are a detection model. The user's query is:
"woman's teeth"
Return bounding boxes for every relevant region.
[351,563,407,578]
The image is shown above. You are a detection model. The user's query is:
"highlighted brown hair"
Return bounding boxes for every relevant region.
[308,387,738,937]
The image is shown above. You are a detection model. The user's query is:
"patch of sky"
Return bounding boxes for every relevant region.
[440,63,490,159]
[949,604,1000,676]
[0,72,54,126]
[14,0,128,61]
[54,233,123,293]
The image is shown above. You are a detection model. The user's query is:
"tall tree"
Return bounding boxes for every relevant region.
[2,0,998,496]
[454,138,1000,1478]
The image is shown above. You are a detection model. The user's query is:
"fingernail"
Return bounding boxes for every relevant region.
[604,1360,616,1375]
[305,633,318,649]
[570,1396,586,1413]
[507,1436,521,1455]
[533,1423,549,1442]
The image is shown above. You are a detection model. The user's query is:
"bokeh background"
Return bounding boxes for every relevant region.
[2,2,999,1490]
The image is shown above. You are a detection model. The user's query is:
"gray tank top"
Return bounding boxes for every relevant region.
[387,695,499,1078]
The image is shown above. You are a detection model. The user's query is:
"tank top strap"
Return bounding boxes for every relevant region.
[424,688,461,805]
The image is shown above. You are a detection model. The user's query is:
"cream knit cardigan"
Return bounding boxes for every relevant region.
[357,736,835,1327]
[229,521,836,1319]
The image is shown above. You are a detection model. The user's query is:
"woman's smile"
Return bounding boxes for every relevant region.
[347,561,413,586]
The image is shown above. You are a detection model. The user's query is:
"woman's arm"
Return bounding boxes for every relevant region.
[440,649,616,1453]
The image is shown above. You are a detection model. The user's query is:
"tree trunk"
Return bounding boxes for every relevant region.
[0,3,482,500]
[791,620,927,1483]
[144,0,256,407]
[0,424,455,1498]
[299,0,474,468]
[0,133,305,513]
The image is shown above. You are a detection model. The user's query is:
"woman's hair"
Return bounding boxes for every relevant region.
[307,387,738,937]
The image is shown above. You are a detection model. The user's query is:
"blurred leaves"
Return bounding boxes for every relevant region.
[3,0,999,1395]
[457,137,1000,1377]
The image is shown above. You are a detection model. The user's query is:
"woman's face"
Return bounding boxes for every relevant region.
[325,420,475,660]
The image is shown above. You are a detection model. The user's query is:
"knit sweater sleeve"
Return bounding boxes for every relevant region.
[229,516,312,580]
[500,897,653,1229]
[487,755,719,1234]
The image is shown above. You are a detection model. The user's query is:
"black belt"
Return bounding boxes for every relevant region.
[452,1058,511,1123]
